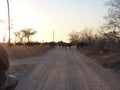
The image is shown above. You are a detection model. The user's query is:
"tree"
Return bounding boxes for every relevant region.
[14,31,24,43]
[68,31,80,44]
[21,28,37,43]
[14,28,37,44]
[79,28,93,43]
[103,0,120,42]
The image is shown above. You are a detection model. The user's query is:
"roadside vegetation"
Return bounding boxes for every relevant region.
[68,0,120,70]
[1,27,53,60]
[2,44,52,75]
[4,45,52,59]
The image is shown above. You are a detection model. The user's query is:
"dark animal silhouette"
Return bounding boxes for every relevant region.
[76,42,89,49]
[62,42,74,49]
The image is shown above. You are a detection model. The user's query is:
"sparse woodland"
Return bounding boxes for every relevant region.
[68,0,120,69]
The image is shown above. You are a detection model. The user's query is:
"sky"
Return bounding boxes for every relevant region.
[0,0,108,42]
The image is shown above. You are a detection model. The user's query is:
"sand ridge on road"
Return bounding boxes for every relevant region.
[14,48,120,90]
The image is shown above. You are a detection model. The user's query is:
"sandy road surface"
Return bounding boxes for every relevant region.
[14,48,120,90]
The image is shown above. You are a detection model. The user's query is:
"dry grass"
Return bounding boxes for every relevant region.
[80,48,120,69]
[99,53,120,68]
[1,45,52,75]
[3,45,52,59]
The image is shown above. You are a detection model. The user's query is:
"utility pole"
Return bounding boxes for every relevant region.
[7,0,11,45]
[52,29,55,47]
[53,30,54,42]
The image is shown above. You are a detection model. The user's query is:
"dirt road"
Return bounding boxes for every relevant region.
[14,48,120,90]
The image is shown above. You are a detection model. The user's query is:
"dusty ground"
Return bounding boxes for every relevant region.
[4,45,51,59]
[80,48,120,70]
[5,45,52,77]
[9,47,120,90]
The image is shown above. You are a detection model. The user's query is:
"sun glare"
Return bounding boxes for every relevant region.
[0,0,106,43]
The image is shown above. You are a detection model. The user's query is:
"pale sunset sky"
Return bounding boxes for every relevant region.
[0,0,108,42]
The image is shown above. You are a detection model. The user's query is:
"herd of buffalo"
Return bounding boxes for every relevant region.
[57,42,89,49]
[13,41,89,49]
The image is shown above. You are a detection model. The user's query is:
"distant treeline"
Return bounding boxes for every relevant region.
[68,0,120,54]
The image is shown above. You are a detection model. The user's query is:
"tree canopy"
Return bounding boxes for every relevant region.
[14,28,37,43]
